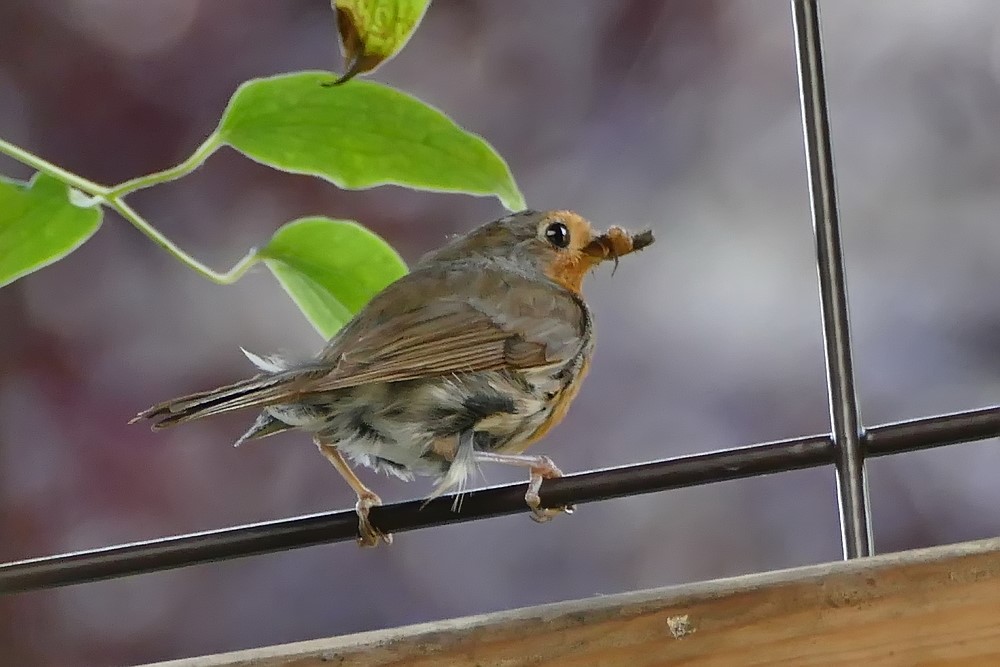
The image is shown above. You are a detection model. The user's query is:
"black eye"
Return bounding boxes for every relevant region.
[544,221,570,248]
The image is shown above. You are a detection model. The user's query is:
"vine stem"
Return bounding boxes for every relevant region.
[0,137,110,196]
[109,199,259,284]
[105,133,223,199]
[0,133,258,285]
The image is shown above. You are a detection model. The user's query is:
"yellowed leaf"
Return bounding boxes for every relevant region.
[331,0,431,84]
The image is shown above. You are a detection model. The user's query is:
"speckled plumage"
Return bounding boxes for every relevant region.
[134,210,652,545]
[242,233,594,499]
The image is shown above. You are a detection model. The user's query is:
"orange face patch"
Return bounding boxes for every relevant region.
[540,213,654,293]
[540,211,601,293]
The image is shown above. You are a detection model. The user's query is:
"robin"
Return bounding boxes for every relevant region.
[133,210,653,546]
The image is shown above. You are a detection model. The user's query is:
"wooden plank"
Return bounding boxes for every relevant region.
[149,536,1000,667]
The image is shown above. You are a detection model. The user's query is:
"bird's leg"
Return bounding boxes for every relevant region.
[314,437,392,547]
[473,451,575,523]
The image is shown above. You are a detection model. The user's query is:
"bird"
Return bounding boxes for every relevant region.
[132,210,653,546]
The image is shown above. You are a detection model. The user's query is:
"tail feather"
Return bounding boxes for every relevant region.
[233,411,294,447]
[131,370,305,429]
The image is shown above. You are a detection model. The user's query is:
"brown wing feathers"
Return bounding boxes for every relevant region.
[133,264,579,429]
[308,296,558,392]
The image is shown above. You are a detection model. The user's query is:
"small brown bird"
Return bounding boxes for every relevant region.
[133,210,653,546]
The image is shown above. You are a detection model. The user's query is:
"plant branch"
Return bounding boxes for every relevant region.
[0,133,257,285]
[108,198,259,285]
[0,137,110,196]
[105,132,223,199]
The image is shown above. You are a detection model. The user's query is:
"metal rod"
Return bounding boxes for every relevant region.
[4,405,1000,595]
[865,405,1000,455]
[0,437,832,595]
[791,0,872,558]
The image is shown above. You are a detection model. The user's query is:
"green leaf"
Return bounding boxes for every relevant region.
[259,216,407,339]
[333,0,431,83]
[217,72,525,210]
[0,173,103,288]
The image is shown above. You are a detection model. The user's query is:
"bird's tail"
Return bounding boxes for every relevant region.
[130,369,307,430]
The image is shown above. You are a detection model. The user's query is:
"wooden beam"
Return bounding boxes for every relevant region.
[149,536,1000,666]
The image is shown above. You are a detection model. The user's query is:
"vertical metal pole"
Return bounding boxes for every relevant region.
[790,0,873,558]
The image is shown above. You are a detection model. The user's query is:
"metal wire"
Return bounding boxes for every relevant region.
[3,406,1000,595]
[791,0,872,558]
[1,0,991,600]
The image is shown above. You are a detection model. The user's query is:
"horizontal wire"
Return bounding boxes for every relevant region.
[2,405,999,595]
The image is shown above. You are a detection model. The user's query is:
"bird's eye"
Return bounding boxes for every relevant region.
[544,221,570,248]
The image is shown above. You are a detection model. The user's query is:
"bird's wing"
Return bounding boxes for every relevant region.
[304,263,587,393]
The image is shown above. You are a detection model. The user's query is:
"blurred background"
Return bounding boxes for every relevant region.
[2,0,1000,664]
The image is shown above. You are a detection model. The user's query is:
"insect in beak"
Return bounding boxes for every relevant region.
[582,227,655,275]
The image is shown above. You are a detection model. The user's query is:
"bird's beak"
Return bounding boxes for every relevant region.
[582,227,655,265]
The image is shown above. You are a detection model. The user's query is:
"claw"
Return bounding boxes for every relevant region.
[314,439,393,548]
[355,491,392,547]
[471,450,576,523]
[524,456,574,523]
